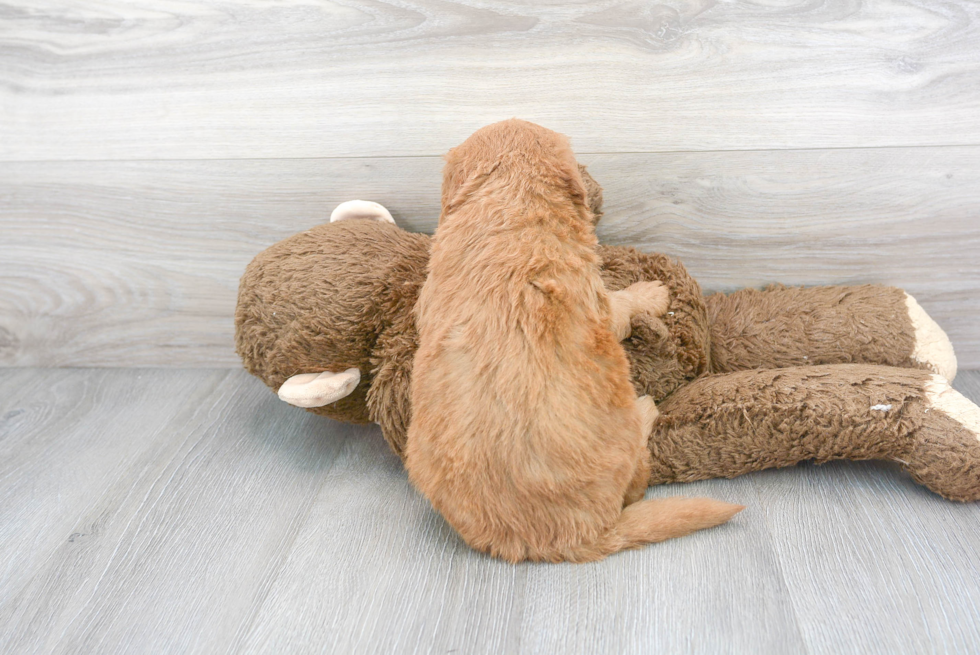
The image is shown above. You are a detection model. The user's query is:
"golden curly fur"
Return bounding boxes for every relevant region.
[405,120,743,563]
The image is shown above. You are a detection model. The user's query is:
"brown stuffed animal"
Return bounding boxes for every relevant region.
[235,171,980,503]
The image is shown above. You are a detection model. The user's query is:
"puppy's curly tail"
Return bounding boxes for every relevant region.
[564,497,744,563]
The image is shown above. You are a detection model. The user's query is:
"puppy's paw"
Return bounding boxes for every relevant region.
[627,280,670,317]
[636,395,660,437]
[629,311,671,345]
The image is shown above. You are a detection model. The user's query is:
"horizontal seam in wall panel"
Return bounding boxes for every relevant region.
[2,142,980,166]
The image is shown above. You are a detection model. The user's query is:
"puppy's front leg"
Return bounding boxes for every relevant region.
[609,281,670,341]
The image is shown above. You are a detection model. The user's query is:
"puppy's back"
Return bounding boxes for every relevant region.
[407,120,742,562]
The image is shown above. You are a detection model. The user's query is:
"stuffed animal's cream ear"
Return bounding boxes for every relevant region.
[329,200,395,224]
[278,369,360,408]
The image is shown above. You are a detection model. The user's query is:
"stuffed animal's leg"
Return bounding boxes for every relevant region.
[649,364,980,501]
[706,284,956,381]
[609,281,670,341]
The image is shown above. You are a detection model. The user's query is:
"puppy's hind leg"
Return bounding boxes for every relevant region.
[609,281,670,341]
[624,395,659,506]
[636,394,660,437]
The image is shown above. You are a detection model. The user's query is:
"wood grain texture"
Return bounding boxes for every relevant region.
[1,368,979,654]
[0,369,229,617]
[2,1,980,161]
[747,370,980,654]
[590,147,980,370]
[752,459,980,655]
[0,369,355,654]
[748,369,980,653]
[236,450,804,655]
[2,146,978,368]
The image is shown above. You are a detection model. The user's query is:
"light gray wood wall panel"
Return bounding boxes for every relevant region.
[0,156,441,368]
[2,1,980,161]
[590,147,980,369]
[2,146,978,368]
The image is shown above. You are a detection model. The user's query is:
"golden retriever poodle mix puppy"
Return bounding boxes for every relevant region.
[406,119,743,563]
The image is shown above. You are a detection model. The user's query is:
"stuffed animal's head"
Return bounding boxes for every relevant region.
[235,164,608,426]
[235,217,428,424]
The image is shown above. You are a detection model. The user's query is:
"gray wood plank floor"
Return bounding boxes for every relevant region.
[2,368,979,654]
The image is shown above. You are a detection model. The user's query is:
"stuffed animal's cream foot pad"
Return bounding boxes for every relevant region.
[906,293,957,381]
[330,200,395,224]
[278,368,360,408]
[926,374,980,441]
[909,373,980,501]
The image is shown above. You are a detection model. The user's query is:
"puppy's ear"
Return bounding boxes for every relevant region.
[578,164,604,225]
[564,160,588,206]
[560,156,593,224]
[440,149,499,222]
[440,146,465,217]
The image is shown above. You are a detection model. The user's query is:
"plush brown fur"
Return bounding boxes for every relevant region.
[405,120,741,562]
[649,364,980,502]
[706,284,923,374]
[234,218,716,458]
[236,219,430,425]
[234,126,980,505]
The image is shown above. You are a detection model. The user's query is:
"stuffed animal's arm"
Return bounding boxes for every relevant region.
[648,364,980,501]
[706,284,956,381]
